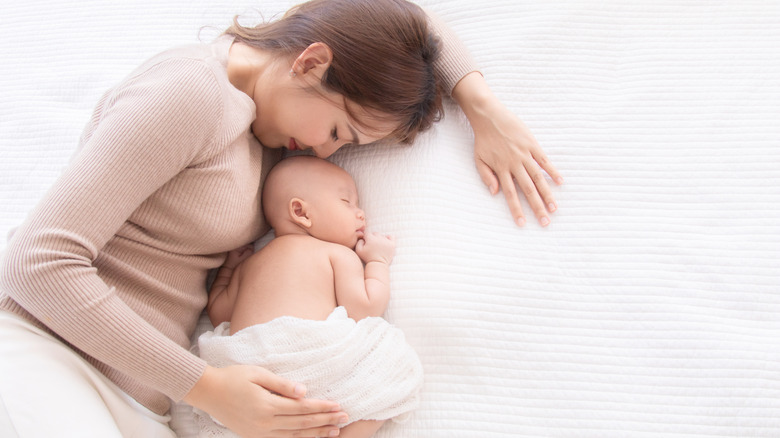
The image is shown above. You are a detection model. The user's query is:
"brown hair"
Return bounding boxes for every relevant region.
[225,0,444,144]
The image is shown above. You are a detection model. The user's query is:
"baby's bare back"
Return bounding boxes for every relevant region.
[227,234,343,333]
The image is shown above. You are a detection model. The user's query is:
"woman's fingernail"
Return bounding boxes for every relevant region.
[516,217,526,227]
[329,429,340,437]
[293,383,306,396]
[548,202,557,212]
[540,216,550,227]
[555,176,564,184]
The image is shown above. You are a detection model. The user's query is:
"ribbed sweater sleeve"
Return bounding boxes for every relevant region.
[0,58,221,401]
[425,8,481,94]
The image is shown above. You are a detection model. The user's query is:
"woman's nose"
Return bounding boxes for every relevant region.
[315,140,342,159]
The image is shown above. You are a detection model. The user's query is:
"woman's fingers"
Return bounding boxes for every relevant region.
[247,366,309,399]
[496,171,526,226]
[186,365,347,438]
[483,157,557,227]
[476,159,500,196]
[271,393,343,416]
[247,366,344,417]
[272,410,349,431]
[528,164,558,215]
[513,161,551,227]
[266,392,347,437]
[250,370,346,437]
[532,148,564,186]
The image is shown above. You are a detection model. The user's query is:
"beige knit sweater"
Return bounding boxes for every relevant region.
[0,18,476,415]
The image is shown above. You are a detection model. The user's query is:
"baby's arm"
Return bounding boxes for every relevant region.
[333,233,395,321]
[207,244,254,326]
[355,232,395,302]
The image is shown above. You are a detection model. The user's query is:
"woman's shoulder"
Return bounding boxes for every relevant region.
[120,39,230,98]
[93,38,246,155]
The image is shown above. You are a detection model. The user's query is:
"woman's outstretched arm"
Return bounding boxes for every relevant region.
[427,9,564,227]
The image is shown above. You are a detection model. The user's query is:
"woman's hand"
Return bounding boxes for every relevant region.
[452,72,563,227]
[224,244,255,269]
[184,365,347,437]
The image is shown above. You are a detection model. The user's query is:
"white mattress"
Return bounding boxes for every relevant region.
[2,0,779,436]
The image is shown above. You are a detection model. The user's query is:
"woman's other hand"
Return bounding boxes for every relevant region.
[184,365,347,437]
[453,72,563,227]
[223,244,255,269]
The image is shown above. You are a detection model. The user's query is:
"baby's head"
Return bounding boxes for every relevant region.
[263,156,366,249]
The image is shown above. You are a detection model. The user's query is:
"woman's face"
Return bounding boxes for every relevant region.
[252,81,397,159]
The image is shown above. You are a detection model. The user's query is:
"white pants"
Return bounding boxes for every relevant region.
[0,311,177,438]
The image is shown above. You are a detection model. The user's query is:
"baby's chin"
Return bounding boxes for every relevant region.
[319,235,360,250]
[350,237,363,250]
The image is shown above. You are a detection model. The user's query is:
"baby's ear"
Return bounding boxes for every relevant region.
[289,198,312,228]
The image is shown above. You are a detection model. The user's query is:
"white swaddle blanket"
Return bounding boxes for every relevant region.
[192,306,423,437]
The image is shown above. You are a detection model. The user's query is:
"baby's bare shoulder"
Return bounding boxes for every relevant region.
[326,242,362,268]
[252,234,348,261]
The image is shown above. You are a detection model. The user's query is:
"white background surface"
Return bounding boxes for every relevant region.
[2,1,779,436]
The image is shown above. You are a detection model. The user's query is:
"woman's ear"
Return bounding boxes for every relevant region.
[291,42,333,78]
[289,198,312,228]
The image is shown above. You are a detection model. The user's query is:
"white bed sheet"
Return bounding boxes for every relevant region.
[2,1,779,437]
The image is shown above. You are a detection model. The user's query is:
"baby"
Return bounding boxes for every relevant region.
[194,155,423,438]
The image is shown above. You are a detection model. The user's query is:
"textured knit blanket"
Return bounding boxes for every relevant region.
[189,307,423,437]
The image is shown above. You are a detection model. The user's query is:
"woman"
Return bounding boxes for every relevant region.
[0,0,561,437]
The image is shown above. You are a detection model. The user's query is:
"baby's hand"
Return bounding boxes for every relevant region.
[224,244,254,269]
[355,232,395,265]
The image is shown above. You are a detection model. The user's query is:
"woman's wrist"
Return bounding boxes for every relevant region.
[451,72,504,126]
[183,365,215,408]
[452,72,492,106]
